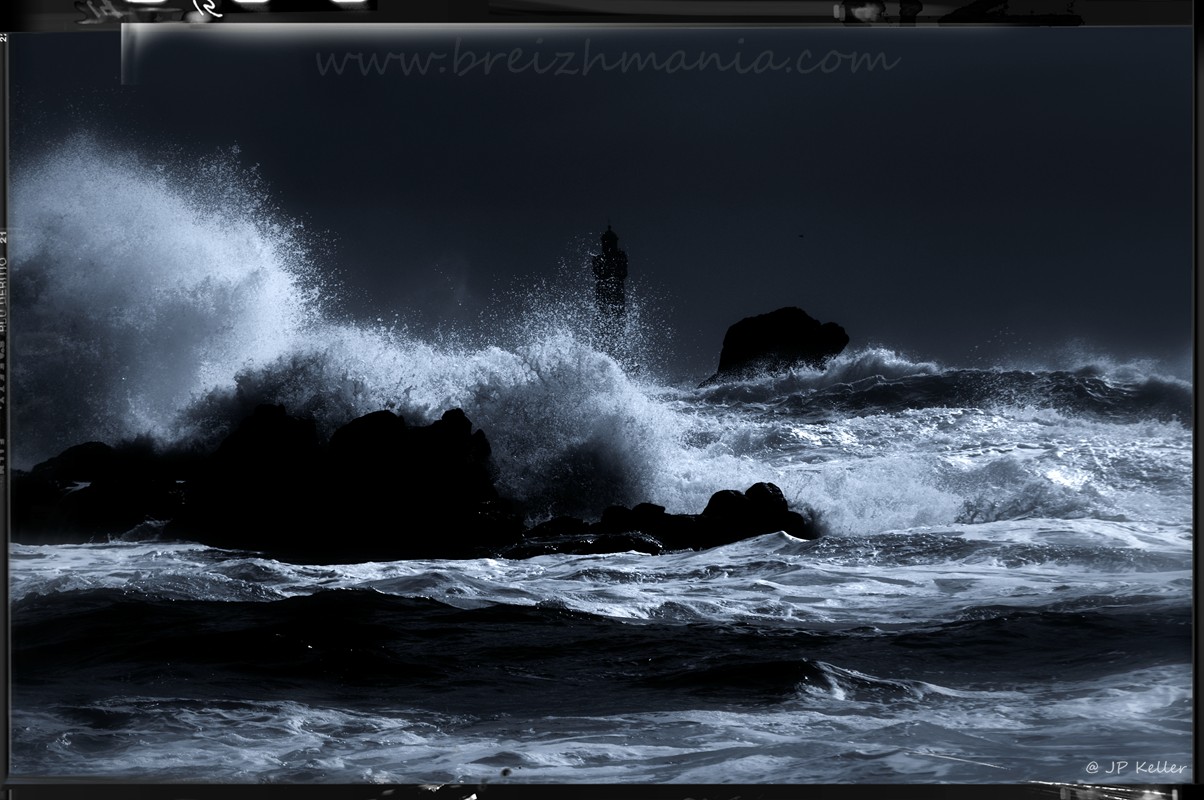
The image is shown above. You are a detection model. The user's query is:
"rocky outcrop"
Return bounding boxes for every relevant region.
[164,405,523,563]
[501,482,823,560]
[705,307,848,384]
[10,439,199,544]
[171,403,324,555]
[12,407,824,562]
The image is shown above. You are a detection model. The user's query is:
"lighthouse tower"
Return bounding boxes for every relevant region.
[591,225,628,320]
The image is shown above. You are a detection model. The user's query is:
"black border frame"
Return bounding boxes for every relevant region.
[0,1,1196,798]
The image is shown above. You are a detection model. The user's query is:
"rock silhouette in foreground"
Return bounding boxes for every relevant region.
[502,482,822,559]
[9,440,199,544]
[165,404,523,563]
[704,306,849,384]
[12,406,824,563]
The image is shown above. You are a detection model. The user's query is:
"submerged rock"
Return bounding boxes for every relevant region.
[704,306,848,384]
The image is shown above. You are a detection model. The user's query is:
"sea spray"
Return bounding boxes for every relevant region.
[11,135,325,466]
[11,136,698,518]
[173,322,695,518]
[13,136,1192,533]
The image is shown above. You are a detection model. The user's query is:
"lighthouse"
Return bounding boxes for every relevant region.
[591,225,628,320]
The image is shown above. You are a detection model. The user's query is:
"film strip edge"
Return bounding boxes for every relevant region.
[0,25,9,800]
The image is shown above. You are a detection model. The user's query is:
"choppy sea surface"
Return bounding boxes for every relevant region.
[8,137,1193,784]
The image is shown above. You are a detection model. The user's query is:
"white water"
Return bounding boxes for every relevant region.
[13,138,1191,523]
[10,135,1193,785]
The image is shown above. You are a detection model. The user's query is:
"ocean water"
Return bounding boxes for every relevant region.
[8,138,1194,784]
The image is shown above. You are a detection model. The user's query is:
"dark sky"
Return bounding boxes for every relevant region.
[11,25,1193,380]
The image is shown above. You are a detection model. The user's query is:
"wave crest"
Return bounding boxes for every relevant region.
[12,135,324,465]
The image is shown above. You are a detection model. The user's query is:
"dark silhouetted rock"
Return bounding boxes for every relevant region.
[746,482,789,516]
[779,509,822,540]
[501,529,663,560]
[213,403,319,467]
[11,439,198,545]
[702,489,751,520]
[14,406,822,562]
[577,532,662,556]
[165,404,520,562]
[597,504,635,533]
[528,516,593,538]
[166,404,322,555]
[705,307,848,384]
[510,483,821,556]
[695,483,823,548]
[30,441,118,482]
[320,407,506,560]
[327,409,409,461]
[645,513,705,552]
[631,502,667,531]
[595,502,668,535]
